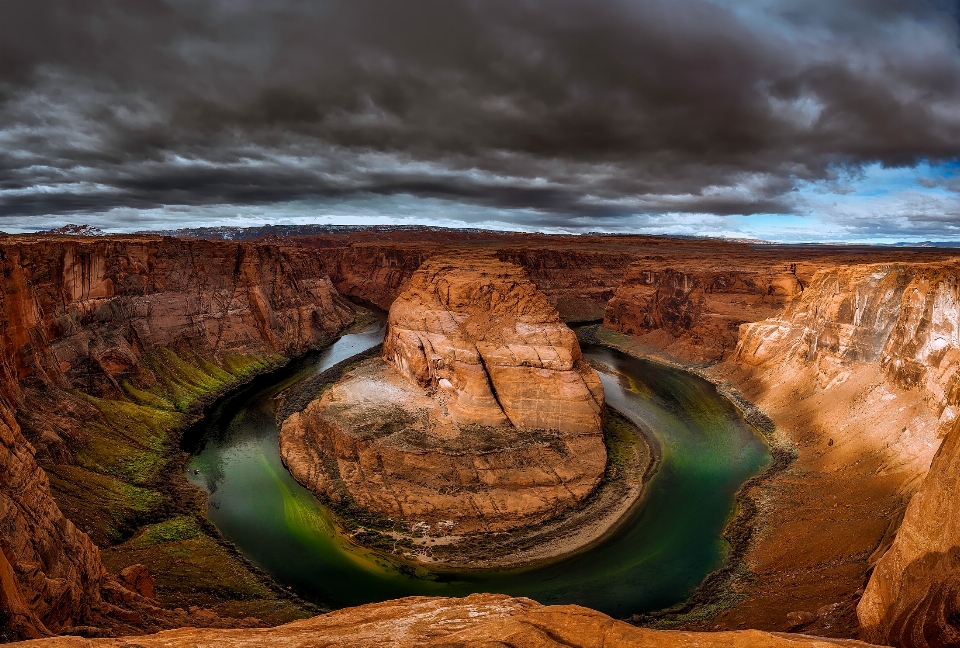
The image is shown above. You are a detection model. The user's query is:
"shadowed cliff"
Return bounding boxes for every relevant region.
[0,236,358,640]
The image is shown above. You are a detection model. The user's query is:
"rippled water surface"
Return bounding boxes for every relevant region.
[182,324,770,616]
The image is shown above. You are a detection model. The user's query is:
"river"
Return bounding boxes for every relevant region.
[181,322,770,617]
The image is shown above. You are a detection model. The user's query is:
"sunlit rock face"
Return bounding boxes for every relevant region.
[21,594,886,648]
[382,255,604,434]
[281,255,606,535]
[719,260,960,647]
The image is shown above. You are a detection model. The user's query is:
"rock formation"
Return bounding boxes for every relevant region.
[0,236,358,638]
[0,398,105,640]
[19,594,883,648]
[695,262,960,637]
[303,231,643,320]
[11,228,960,643]
[857,420,960,648]
[280,255,606,535]
[383,255,604,434]
[605,264,804,362]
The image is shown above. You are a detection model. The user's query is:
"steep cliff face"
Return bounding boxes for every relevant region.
[323,244,436,310]
[0,399,104,641]
[858,421,960,648]
[382,255,603,434]
[605,262,804,363]
[20,594,884,648]
[494,248,638,321]
[828,264,960,647]
[0,236,357,638]
[737,263,960,451]
[697,262,960,638]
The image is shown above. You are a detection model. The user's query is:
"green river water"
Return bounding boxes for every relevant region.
[182,323,770,617]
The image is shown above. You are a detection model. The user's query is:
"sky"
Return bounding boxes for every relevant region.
[2,0,960,242]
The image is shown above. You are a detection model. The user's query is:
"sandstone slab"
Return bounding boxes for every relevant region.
[18,594,886,648]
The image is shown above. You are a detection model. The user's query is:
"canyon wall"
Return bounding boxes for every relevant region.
[707,262,960,640]
[604,262,804,363]
[10,228,960,644]
[0,236,357,638]
[0,398,104,641]
[595,255,960,641]
[734,262,960,479]
[320,241,638,321]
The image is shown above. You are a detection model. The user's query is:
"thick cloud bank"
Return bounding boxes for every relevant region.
[1,0,959,239]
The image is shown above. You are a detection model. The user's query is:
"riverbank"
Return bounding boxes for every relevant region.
[575,325,798,629]
[581,325,905,641]
[100,316,381,625]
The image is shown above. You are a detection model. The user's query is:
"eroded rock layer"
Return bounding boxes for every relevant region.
[0,236,358,638]
[281,359,606,534]
[605,263,804,363]
[281,255,605,535]
[383,255,604,434]
[19,594,884,648]
[691,262,960,639]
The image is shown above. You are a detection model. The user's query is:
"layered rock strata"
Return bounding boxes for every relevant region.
[382,256,604,434]
[321,242,636,321]
[0,399,104,640]
[605,264,804,363]
[684,262,960,637]
[858,421,960,648]
[0,236,358,638]
[280,255,605,535]
[20,594,884,648]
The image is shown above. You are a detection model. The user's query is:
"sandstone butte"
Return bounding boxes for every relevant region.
[9,230,960,648]
[279,255,607,535]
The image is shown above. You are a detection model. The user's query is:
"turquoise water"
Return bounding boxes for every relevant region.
[182,325,770,617]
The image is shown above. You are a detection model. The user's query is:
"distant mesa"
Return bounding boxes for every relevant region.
[42,223,106,236]
[280,254,607,536]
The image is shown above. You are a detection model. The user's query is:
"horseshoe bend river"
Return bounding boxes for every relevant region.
[180,322,771,618]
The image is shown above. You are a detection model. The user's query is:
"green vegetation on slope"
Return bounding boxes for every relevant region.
[46,347,280,545]
[102,515,312,624]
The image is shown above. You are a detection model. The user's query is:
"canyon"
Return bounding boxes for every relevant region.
[0,235,357,640]
[6,229,960,648]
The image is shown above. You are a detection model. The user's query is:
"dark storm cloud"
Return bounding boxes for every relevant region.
[2,0,960,230]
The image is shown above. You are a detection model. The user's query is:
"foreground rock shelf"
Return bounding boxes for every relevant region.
[21,594,883,648]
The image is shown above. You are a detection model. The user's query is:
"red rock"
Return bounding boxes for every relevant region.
[118,565,155,600]
[280,255,606,535]
[18,594,885,648]
[0,236,359,637]
[382,254,603,433]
